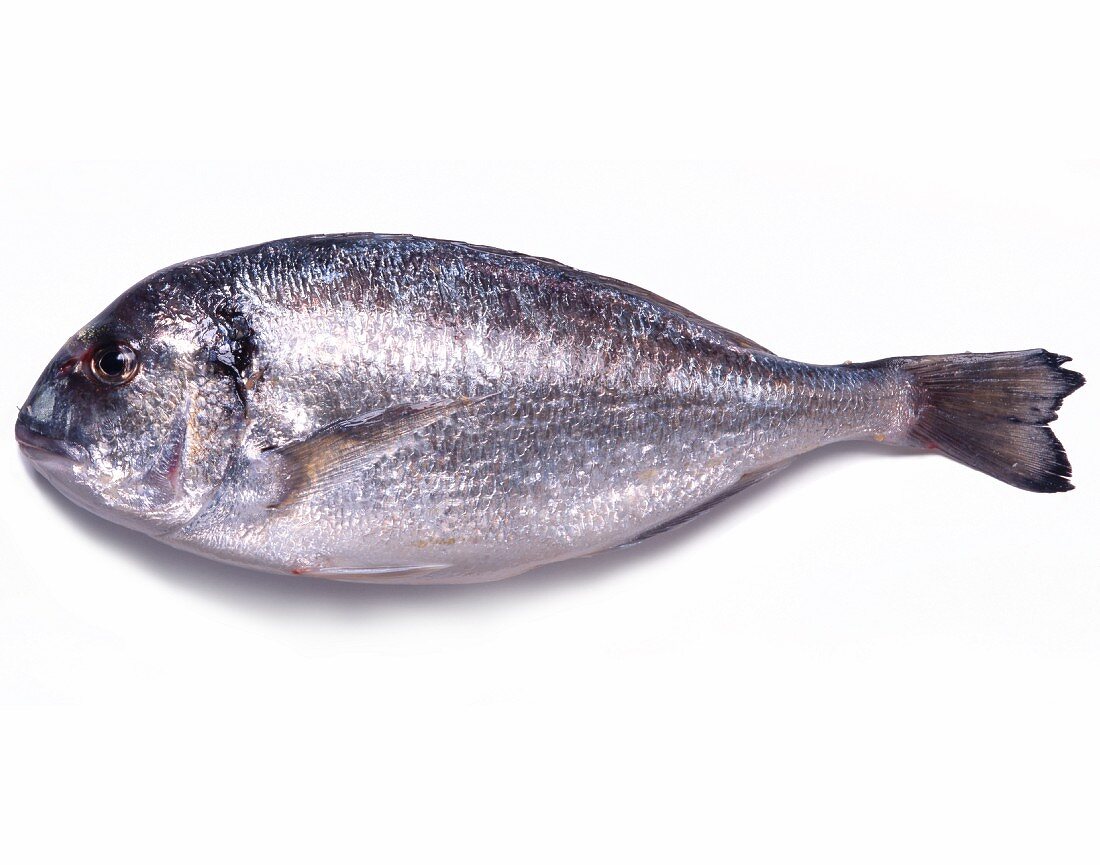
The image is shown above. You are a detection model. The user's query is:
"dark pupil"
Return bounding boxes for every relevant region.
[99,349,128,377]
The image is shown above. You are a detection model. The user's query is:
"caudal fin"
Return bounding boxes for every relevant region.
[894,349,1084,492]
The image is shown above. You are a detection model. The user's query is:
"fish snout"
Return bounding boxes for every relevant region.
[16,347,95,465]
[15,410,84,466]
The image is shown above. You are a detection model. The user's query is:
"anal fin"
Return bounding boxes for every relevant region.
[619,460,793,548]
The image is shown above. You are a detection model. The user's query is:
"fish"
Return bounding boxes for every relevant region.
[15,233,1085,583]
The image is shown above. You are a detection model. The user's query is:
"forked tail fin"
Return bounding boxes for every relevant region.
[889,349,1084,492]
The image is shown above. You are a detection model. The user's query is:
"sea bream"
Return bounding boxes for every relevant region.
[15,234,1085,582]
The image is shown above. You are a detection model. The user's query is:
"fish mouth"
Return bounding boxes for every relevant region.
[15,423,82,465]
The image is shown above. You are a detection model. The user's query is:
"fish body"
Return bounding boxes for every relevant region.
[16,234,1084,582]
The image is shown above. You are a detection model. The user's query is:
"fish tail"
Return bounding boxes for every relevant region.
[878,349,1084,492]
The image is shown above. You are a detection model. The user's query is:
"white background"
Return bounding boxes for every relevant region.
[2,4,1098,864]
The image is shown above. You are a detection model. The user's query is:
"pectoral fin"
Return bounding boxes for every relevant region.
[266,395,492,508]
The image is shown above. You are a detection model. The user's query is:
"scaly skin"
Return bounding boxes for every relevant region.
[17,234,916,582]
[164,235,914,580]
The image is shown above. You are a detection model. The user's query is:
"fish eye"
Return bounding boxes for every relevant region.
[89,342,140,386]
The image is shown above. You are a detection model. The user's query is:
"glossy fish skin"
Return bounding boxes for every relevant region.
[16,234,1083,583]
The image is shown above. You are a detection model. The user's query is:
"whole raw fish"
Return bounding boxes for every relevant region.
[15,234,1084,582]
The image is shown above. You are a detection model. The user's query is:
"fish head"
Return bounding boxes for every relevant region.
[16,274,249,534]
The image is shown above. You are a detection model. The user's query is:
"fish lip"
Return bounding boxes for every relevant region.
[14,423,82,464]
